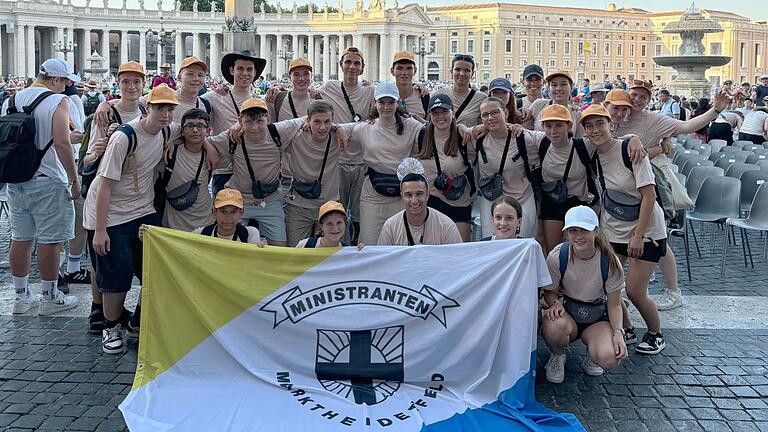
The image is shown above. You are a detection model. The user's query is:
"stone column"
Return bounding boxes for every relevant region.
[81,29,91,73]
[192,33,200,59]
[358,33,367,81]
[275,34,285,79]
[16,25,25,78]
[66,28,75,66]
[209,33,220,78]
[139,31,147,70]
[307,34,315,71]
[379,34,389,82]
[26,25,35,78]
[101,30,111,75]
[258,33,266,60]
[56,27,65,59]
[322,34,330,82]
[174,33,184,70]
[291,33,299,59]
[120,30,129,64]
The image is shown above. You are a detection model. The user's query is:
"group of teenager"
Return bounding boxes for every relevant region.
[6,46,733,385]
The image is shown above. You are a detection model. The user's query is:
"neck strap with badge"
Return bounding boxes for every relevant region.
[340,83,361,122]
[403,208,429,246]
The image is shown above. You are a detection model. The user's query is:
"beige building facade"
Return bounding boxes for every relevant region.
[0,0,766,85]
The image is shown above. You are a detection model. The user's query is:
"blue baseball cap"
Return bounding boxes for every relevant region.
[489,78,513,93]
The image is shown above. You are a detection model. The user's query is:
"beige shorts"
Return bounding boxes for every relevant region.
[285,204,319,247]
[339,164,366,223]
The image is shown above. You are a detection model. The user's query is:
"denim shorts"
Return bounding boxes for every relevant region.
[242,199,286,242]
[87,213,161,294]
[7,176,74,244]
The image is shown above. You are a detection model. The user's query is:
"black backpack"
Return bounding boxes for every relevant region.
[200,222,250,243]
[0,91,56,183]
[77,104,147,175]
[83,93,101,116]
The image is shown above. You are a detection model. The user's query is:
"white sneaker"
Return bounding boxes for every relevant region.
[102,324,125,355]
[545,352,567,384]
[13,292,41,314]
[583,357,605,376]
[655,289,683,311]
[38,291,79,316]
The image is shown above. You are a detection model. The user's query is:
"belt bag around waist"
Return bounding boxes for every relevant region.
[166,180,200,211]
[293,180,322,200]
[434,172,467,201]
[603,189,641,221]
[252,180,280,200]
[367,168,400,197]
[563,295,608,325]
[478,174,503,201]
[542,180,568,204]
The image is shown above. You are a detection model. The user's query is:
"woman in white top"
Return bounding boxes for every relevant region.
[337,82,424,245]
[581,104,667,356]
[738,106,768,144]
[540,206,628,384]
[474,97,538,239]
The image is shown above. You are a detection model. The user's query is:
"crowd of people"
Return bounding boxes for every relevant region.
[2,44,756,388]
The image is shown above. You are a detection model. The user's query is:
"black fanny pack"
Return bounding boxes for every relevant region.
[167,181,200,211]
[542,180,568,204]
[478,174,503,201]
[434,173,467,201]
[252,180,280,199]
[367,168,400,197]
[293,180,322,199]
[563,295,608,325]
[602,189,641,221]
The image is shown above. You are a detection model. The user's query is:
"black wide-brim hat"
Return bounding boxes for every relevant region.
[221,50,267,85]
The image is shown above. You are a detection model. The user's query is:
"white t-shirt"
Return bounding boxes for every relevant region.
[741,110,768,136]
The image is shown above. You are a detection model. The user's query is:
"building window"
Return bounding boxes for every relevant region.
[430,33,436,37]
[505,58,512,67]
[482,58,490,67]
[740,42,747,67]
[617,43,623,56]
[629,61,635,68]
[451,40,458,54]
[549,59,556,68]
[451,32,458,36]
[629,44,635,56]
[564,41,570,55]
[641,44,647,57]
[591,60,597,68]
[483,72,490,81]
[604,61,609,69]
[535,40,542,55]
[655,43,662,56]
[564,60,570,68]
[641,62,646,68]
[521,40,528,54]
[604,42,610,57]
[435,17,440,22]
[578,42,584,56]
[550,40,556,54]
[520,59,528,67]
[710,42,722,56]
[756,43,762,68]
[483,39,491,54]
[617,61,622,68]
[505,39,512,53]
[429,40,436,52]
[467,39,475,53]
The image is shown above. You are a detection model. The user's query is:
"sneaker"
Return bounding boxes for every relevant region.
[583,357,604,376]
[655,289,683,311]
[102,324,124,355]
[126,320,140,338]
[624,327,637,345]
[38,291,79,316]
[88,307,105,335]
[544,352,567,384]
[63,269,91,285]
[13,292,41,314]
[636,332,666,355]
[56,273,70,294]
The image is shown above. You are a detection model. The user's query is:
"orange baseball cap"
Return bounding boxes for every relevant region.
[146,84,178,105]
[179,56,208,73]
[289,57,312,73]
[318,201,346,222]
[214,188,244,209]
[545,69,574,85]
[341,47,365,64]
[580,104,612,124]
[240,97,268,113]
[540,104,572,123]
[392,51,415,65]
[118,61,145,77]
[605,89,633,107]
[629,79,653,95]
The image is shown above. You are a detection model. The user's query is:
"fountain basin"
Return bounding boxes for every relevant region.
[654,56,731,68]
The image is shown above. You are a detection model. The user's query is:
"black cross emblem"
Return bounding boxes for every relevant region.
[315,328,404,405]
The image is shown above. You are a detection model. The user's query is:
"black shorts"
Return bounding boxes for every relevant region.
[540,195,590,221]
[576,318,610,340]
[427,196,471,224]
[610,238,668,263]
[738,132,766,145]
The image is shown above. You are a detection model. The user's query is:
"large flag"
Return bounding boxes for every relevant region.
[120,228,585,432]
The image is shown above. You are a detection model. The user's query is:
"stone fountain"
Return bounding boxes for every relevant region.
[82,51,109,80]
[653,3,731,98]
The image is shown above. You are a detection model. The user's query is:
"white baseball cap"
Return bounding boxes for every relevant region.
[39,58,81,83]
[563,206,599,232]
[374,81,400,101]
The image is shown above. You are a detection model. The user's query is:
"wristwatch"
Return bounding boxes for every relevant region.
[613,328,626,336]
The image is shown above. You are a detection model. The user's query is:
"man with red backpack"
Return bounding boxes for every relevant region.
[151,63,176,89]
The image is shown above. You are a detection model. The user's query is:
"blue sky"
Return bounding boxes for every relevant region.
[94,0,768,21]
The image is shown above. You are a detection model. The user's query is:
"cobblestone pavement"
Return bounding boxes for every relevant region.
[0,218,767,431]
